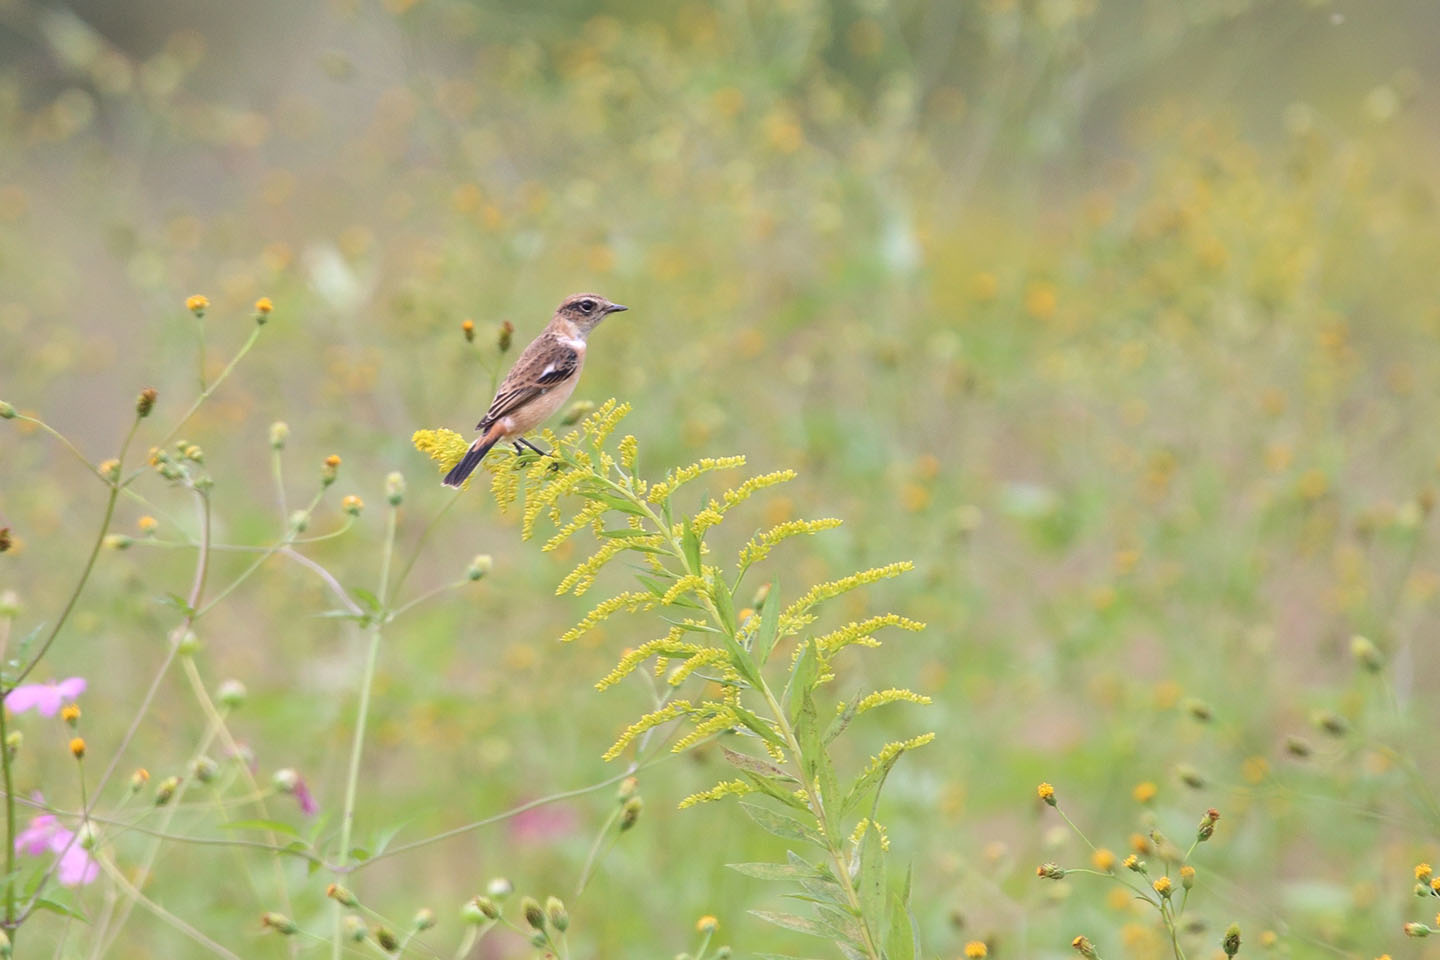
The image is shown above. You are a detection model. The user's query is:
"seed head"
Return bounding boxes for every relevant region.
[0,400,14,419]
[1197,808,1220,843]
[1351,635,1384,672]
[192,756,218,783]
[343,915,367,942]
[1223,923,1241,957]
[155,775,181,805]
[464,895,500,922]
[186,294,209,316]
[413,907,436,931]
[522,896,546,930]
[468,554,493,581]
[217,679,247,709]
[1072,936,1097,958]
[619,795,643,831]
[327,884,358,907]
[269,421,290,450]
[545,896,568,931]
[1036,863,1065,880]
[261,912,297,935]
[385,471,406,505]
[374,925,399,951]
[497,320,513,352]
[136,387,158,417]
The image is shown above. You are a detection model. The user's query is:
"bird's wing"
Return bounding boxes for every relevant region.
[476,336,581,431]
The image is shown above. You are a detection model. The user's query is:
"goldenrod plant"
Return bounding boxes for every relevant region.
[416,399,932,960]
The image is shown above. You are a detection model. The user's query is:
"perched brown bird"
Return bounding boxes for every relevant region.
[442,293,627,488]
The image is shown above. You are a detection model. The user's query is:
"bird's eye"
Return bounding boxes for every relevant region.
[579,299,596,312]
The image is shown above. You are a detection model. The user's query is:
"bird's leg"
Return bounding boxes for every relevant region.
[515,436,551,457]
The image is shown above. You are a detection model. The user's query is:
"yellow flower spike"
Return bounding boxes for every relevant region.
[412,428,470,474]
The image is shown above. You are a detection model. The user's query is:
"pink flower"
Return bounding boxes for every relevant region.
[14,809,98,886]
[273,768,318,816]
[6,678,86,716]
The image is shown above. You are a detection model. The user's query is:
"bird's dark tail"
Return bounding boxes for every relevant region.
[442,436,498,488]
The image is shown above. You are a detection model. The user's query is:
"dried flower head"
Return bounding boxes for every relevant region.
[1072,936,1097,958]
[136,387,158,417]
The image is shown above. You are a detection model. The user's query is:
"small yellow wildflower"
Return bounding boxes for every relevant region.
[254,297,273,315]
[137,515,158,535]
[341,495,364,516]
[1431,877,1440,892]
[185,294,209,315]
[1417,862,1433,883]
[1122,854,1140,871]
[1132,781,1157,804]
[461,318,475,341]
[964,941,988,959]
[60,704,80,726]
[696,915,718,934]
[1091,848,1116,872]
[1152,876,1171,897]
[1180,864,1195,889]
[1037,782,1056,805]
[69,737,85,759]
[1130,832,1153,854]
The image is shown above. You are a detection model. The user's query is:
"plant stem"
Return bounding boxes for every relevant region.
[0,705,14,936]
[334,504,397,958]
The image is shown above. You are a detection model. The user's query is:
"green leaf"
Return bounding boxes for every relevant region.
[32,897,87,922]
[753,578,781,665]
[220,818,302,838]
[599,528,656,539]
[726,861,811,880]
[712,575,739,637]
[784,639,819,725]
[349,587,382,615]
[589,492,647,516]
[741,771,811,811]
[348,846,371,862]
[858,822,887,945]
[729,704,787,749]
[739,802,817,845]
[723,746,794,781]
[718,624,764,690]
[886,892,919,960]
[681,517,702,573]
[825,693,861,744]
[795,689,837,835]
[748,910,830,938]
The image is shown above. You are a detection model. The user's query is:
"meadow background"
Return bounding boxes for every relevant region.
[2,0,1440,957]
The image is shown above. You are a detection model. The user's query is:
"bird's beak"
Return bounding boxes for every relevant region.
[606,303,628,314]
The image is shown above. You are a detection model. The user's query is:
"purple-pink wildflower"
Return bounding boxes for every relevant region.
[14,809,98,886]
[5,677,86,716]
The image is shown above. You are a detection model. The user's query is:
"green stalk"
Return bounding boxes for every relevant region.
[333,504,397,958]
[0,705,14,936]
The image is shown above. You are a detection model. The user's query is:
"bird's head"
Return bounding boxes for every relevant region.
[556,293,627,333]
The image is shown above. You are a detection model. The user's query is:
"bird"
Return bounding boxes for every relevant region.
[442,292,627,488]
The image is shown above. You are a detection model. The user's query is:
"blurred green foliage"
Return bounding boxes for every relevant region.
[2,0,1440,957]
